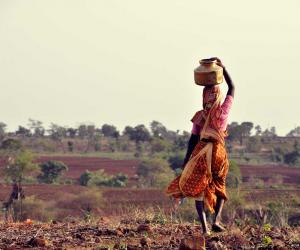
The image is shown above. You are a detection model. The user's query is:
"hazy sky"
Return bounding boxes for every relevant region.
[0,1,299,135]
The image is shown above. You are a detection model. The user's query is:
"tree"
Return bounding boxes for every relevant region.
[284,151,300,166]
[228,122,253,145]
[287,126,300,137]
[4,151,38,184]
[48,123,67,153]
[270,126,277,136]
[174,131,190,151]
[78,124,88,139]
[137,158,175,188]
[66,128,77,138]
[124,125,151,143]
[1,138,22,151]
[27,119,45,137]
[261,126,277,137]
[150,121,167,138]
[240,122,254,137]
[38,161,68,184]
[0,122,7,141]
[168,151,185,170]
[227,122,243,143]
[15,126,31,137]
[1,140,37,221]
[246,136,262,152]
[284,141,300,166]
[101,124,119,138]
[85,125,97,152]
[255,125,262,136]
[48,123,67,141]
[150,138,171,153]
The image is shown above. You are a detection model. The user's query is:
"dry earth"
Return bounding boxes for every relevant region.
[0,220,299,249]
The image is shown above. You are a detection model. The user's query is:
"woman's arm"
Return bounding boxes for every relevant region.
[223,67,235,97]
[209,57,235,97]
[183,133,199,168]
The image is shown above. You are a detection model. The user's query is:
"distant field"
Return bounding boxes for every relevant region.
[37,156,139,179]
[239,164,300,184]
[36,156,300,185]
[0,155,299,217]
[1,155,299,185]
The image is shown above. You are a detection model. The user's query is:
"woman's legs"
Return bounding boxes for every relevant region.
[212,196,226,232]
[195,200,210,234]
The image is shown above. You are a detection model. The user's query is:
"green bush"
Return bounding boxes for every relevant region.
[226,160,242,188]
[168,151,185,170]
[137,158,175,188]
[38,161,68,184]
[79,170,128,187]
[150,138,171,153]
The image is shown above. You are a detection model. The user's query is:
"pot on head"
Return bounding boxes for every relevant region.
[194,59,223,86]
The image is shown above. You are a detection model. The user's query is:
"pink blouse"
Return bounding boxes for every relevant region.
[191,95,234,135]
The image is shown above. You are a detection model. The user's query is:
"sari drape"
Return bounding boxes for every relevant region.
[165,89,229,213]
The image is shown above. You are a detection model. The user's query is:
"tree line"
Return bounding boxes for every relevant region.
[1,119,299,140]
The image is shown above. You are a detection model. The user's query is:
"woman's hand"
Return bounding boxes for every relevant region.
[209,57,235,97]
[209,57,225,68]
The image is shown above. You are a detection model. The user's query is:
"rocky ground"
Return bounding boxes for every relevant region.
[0,219,299,249]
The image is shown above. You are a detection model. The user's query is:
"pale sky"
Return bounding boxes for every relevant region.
[0,0,299,135]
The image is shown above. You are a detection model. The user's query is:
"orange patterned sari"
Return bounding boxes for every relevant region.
[165,87,229,213]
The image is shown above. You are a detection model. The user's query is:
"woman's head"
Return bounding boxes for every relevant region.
[202,85,221,110]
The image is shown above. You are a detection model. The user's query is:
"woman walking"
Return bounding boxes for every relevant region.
[165,58,235,235]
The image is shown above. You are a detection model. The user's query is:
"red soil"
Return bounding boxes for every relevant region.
[239,164,300,184]
[36,156,139,179]
[1,155,299,184]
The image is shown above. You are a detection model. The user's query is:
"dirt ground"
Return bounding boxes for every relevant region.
[0,220,299,249]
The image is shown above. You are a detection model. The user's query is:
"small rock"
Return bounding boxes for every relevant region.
[207,240,226,250]
[113,242,120,249]
[2,238,12,244]
[140,237,151,247]
[116,229,124,237]
[169,239,176,246]
[273,239,287,250]
[27,237,48,247]
[94,237,101,243]
[127,245,139,250]
[137,224,152,233]
[99,217,110,224]
[129,231,136,237]
[74,233,85,240]
[179,236,205,250]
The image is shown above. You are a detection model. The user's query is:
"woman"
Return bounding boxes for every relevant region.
[165,58,235,235]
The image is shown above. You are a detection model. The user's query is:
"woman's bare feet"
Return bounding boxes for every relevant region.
[203,230,212,237]
[212,223,226,232]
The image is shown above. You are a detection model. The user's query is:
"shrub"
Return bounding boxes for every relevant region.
[55,189,103,221]
[168,151,185,170]
[137,158,175,188]
[79,170,93,186]
[150,138,171,153]
[38,161,68,184]
[226,160,242,189]
[12,196,55,222]
[79,170,128,187]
